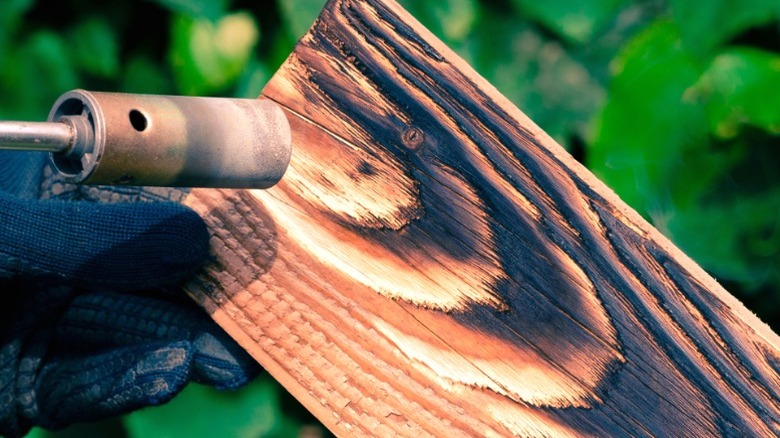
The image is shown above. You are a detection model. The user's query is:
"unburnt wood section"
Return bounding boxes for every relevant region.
[183,0,780,435]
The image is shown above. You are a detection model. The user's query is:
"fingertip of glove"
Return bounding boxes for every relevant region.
[133,341,195,405]
[190,331,261,390]
[34,341,196,428]
[194,356,261,391]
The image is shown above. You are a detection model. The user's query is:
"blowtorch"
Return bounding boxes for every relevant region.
[0,89,292,189]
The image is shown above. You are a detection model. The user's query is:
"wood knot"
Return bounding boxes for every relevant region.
[402,127,425,150]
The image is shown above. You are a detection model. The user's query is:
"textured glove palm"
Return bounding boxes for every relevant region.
[0,152,259,437]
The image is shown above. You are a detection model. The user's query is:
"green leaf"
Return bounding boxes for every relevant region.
[458,8,604,149]
[152,0,230,21]
[666,189,780,291]
[25,418,127,438]
[278,0,326,40]
[69,18,121,78]
[589,21,720,214]
[689,47,780,138]
[234,57,273,98]
[398,0,478,44]
[122,55,175,94]
[510,0,627,44]
[588,19,780,295]
[0,0,34,66]
[0,0,33,32]
[168,11,260,95]
[0,31,78,120]
[266,31,297,74]
[124,377,300,438]
[670,0,780,54]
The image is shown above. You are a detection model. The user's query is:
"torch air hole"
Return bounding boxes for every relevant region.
[129,110,148,132]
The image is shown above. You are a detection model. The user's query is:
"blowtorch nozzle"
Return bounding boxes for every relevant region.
[0,90,292,189]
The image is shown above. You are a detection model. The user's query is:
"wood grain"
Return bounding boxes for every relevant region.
[183,0,780,435]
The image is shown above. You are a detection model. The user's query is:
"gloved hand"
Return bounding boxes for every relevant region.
[0,152,260,437]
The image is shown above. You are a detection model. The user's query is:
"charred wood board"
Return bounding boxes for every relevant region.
[183,0,780,435]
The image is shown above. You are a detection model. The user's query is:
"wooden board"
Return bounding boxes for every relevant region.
[183,0,780,435]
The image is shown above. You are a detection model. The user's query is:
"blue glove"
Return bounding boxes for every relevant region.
[0,152,260,437]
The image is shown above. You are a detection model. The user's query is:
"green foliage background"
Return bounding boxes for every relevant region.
[2,0,778,436]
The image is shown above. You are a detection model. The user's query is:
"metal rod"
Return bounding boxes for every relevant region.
[0,121,73,152]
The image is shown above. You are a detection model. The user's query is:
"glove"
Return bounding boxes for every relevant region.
[0,152,260,437]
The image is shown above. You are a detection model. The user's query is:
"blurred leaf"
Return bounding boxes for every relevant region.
[524,40,604,146]
[459,10,604,146]
[670,0,780,54]
[266,31,298,74]
[168,11,260,95]
[0,31,78,120]
[666,189,780,291]
[592,19,780,294]
[278,0,326,40]
[26,418,127,438]
[511,0,627,44]
[234,57,273,98]
[399,0,478,43]
[69,18,120,78]
[665,124,780,293]
[689,47,780,138]
[121,55,175,94]
[151,0,230,21]
[589,21,720,213]
[0,0,33,24]
[0,0,33,35]
[459,8,604,148]
[0,0,34,66]
[124,378,299,438]
[456,12,534,98]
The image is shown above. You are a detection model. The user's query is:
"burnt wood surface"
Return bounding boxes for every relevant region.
[183,0,780,435]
